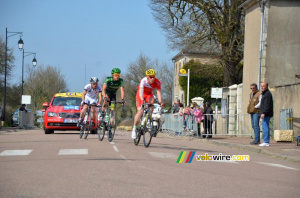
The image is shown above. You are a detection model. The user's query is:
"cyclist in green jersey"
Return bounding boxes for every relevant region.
[100,68,125,120]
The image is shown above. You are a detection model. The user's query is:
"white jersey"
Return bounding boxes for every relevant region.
[84,84,102,104]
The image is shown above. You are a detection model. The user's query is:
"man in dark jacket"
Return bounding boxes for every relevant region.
[203,101,213,138]
[259,82,273,147]
[172,99,181,114]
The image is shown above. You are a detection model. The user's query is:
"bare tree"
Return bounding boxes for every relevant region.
[0,37,16,96]
[123,53,173,107]
[24,64,68,111]
[149,0,244,86]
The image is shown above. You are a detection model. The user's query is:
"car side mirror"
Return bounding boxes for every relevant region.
[43,102,49,107]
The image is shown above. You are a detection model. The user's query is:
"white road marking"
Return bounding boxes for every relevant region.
[58,149,88,155]
[0,150,33,156]
[213,160,240,164]
[110,142,115,144]
[139,165,165,174]
[148,152,178,159]
[120,155,131,162]
[256,162,299,170]
[113,146,119,152]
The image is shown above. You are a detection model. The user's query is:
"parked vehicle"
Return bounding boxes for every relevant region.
[43,92,97,134]
[11,108,32,127]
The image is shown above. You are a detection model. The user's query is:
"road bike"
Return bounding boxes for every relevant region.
[79,102,96,139]
[134,101,156,148]
[98,101,124,142]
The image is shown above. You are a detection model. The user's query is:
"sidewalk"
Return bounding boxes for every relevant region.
[168,134,300,163]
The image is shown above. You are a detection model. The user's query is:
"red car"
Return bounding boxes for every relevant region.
[43,92,97,134]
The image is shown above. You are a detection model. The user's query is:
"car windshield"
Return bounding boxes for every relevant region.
[52,97,81,106]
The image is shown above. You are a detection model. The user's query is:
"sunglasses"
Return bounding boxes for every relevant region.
[113,74,120,77]
[92,83,97,85]
[148,76,155,79]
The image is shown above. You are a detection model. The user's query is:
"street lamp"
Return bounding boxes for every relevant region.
[2,28,24,122]
[22,50,37,96]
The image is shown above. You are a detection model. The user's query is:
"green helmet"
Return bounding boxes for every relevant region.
[111,68,121,74]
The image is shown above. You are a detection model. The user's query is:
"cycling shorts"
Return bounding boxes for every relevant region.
[136,94,153,110]
[84,95,97,105]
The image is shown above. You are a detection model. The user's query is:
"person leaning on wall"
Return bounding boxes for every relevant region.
[247,83,261,145]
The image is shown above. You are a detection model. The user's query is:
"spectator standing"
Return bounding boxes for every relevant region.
[172,99,180,114]
[203,101,213,138]
[19,104,28,112]
[259,82,273,147]
[247,83,261,145]
[193,104,204,137]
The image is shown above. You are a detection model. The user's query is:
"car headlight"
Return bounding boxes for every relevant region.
[47,112,58,117]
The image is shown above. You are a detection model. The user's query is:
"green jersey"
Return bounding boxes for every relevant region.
[104,77,124,96]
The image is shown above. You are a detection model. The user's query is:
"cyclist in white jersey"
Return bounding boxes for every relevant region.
[77,77,102,126]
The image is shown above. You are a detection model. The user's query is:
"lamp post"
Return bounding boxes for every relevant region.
[22,50,37,96]
[2,28,24,122]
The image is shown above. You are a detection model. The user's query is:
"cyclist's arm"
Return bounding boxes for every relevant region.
[120,86,125,100]
[139,86,144,101]
[98,91,102,104]
[82,90,87,103]
[157,89,162,103]
[102,84,107,99]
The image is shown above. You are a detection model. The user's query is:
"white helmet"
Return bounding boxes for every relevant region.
[90,77,99,83]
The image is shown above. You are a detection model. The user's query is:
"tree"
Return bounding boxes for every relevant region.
[179,60,223,103]
[0,37,17,123]
[24,65,68,112]
[123,53,174,107]
[150,0,244,86]
[0,37,15,88]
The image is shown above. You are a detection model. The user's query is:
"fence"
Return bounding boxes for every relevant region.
[162,113,255,137]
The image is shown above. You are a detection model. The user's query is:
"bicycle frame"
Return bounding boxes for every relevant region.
[79,102,96,139]
[98,100,124,142]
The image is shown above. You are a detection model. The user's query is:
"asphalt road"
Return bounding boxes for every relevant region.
[0,129,299,198]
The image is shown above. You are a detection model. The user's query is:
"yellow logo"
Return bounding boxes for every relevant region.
[180,69,187,74]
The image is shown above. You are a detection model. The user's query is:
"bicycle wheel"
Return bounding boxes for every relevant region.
[143,115,153,148]
[108,112,116,142]
[98,123,105,141]
[79,125,84,139]
[84,112,91,139]
[134,128,142,146]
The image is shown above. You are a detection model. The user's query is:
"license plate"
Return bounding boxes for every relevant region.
[63,119,77,123]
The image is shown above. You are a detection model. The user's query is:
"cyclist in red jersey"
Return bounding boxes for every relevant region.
[131,69,163,139]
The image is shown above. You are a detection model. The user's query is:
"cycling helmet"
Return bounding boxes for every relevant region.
[111,68,121,74]
[90,77,99,83]
[145,69,156,76]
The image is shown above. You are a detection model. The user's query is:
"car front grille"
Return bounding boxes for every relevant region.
[47,123,77,127]
[59,113,80,118]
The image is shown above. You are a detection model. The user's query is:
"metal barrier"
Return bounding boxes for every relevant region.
[18,111,35,129]
[162,113,254,137]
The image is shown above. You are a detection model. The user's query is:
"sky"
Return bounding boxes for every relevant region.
[0,0,176,93]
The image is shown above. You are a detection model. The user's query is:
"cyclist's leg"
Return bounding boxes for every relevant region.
[132,97,144,139]
[108,94,116,127]
[78,104,88,126]
[101,94,110,119]
[146,95,155,116]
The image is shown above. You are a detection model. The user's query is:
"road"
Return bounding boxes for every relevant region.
[0,129,299,198]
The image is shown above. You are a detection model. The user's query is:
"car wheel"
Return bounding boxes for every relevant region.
[45,129,54,134]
